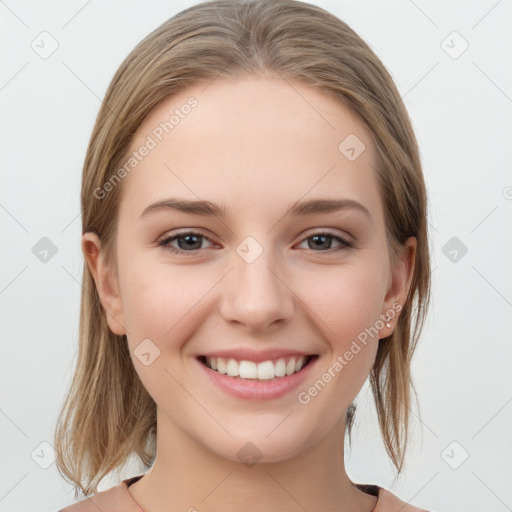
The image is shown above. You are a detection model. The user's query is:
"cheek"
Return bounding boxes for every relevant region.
[118,263,206,401]
[306,262,387,344]
[120,264,203,341]
[294,267,384,420]
[117,242,229,358]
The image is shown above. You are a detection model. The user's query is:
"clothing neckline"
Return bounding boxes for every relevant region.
[122,474,380,511]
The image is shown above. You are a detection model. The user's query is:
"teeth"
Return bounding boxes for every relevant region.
[240,360,258,379]
[204,356,309,380]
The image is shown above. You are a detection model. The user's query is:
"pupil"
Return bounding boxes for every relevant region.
[181,234,201,250]
[311,235,330,250]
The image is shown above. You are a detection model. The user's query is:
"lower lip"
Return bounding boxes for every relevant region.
[196,356,317,400]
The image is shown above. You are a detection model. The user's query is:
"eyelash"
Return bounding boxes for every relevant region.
[157,230,353,255]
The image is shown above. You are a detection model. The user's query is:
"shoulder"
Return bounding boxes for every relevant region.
[355,482,430,512]
[374,486,431,512]
[56,476,143,512]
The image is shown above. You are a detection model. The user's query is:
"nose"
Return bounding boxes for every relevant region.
[219,239,295,332]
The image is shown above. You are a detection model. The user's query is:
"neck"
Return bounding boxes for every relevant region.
[128,408,376,512]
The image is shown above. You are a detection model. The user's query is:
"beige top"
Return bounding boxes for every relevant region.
[58,474,430,512]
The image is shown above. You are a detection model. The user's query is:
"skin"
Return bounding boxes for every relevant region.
[83,75,416,512]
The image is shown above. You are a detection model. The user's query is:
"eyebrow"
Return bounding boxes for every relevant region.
[140,197,372,221]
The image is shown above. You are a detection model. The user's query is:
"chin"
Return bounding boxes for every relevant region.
[202,423,319,466]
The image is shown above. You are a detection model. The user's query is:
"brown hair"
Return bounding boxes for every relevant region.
[54,0,431,497]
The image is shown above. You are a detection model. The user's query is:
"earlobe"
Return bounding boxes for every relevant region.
[82,232,126,336]
[379,237,417,335]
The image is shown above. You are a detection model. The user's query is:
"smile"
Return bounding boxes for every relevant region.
[198,355,317,380]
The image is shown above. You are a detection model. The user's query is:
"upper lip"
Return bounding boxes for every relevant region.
[197,348,316,363]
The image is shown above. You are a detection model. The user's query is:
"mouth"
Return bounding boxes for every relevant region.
[197,354,318,381]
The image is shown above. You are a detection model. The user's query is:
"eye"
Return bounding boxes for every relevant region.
[296,231,353,252]
[158,231,214,254]
[158,230,353,255]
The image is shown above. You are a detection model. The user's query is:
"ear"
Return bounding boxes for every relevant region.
[379,236,416,337]
[82,232,126,336]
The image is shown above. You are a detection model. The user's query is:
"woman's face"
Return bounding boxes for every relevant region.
[85,75,415,464]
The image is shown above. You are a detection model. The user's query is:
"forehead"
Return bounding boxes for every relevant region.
[119,75,384,225]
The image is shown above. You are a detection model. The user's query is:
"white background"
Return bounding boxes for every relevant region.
[1,1,511,511]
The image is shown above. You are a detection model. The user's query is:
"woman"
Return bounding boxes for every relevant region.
[55,1,432,510]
